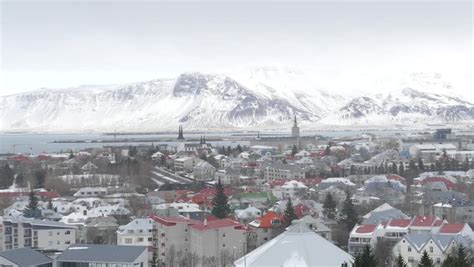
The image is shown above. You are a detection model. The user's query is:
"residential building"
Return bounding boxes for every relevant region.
[1,217,76,252]
[294,215,332,241]
[393,233,472,266]
[263,162,304,180]
[189,218,247,265]
[0,247,53,267]
[279,180,308,200]
[149,215,198,264]
[248,211,284,247]
[56,244,148,267]
[193,161,216,182]
[117,218,154,247]
[174,157,201,172]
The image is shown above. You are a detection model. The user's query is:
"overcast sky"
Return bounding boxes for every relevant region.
[0,0,472,96]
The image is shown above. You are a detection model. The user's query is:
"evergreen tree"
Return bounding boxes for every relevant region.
[455,245,472,267]
[291,145,298,156]
[283,198,298,225]
[442,255,456,267]
[0,164,15,189]
[323,193,337,219]
[340,190,358,231]
[69,150,74,159]
[353,245,377,267]
[418,158,425,171]
[211,179,231,219]
[47,199,54,210]
[15,173,24,187]
[24,190,40,218]
[395,253,408,267]
[418,251,433,267]
[34,170,46,188]
[398,162,405,176]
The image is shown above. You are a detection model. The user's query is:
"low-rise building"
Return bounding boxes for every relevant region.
[0,247,53,267]
[193,161,216,182]
[117,218,154,247]
[56,244,148,267]
[248,211,284,247]
[1,216,76,252]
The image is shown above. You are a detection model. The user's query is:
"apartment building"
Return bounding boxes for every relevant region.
[117,218,154,247]
[0,217,76,252]
[149,215,198,264]
[189,218,247,263]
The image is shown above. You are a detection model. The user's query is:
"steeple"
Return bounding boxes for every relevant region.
[200,135,203,144]
[203,135,206,144]
[293,115,298,127]
[177,125,185,140]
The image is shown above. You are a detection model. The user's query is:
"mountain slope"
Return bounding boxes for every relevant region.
[1,70,473,132]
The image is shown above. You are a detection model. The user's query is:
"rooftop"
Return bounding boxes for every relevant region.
[56,244,147,263]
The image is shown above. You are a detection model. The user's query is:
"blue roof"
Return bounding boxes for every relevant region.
[56,244,147,263]
[0,247,52,267]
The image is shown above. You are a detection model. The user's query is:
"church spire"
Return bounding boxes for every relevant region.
[293,115,298,127]
[177,125,185,140]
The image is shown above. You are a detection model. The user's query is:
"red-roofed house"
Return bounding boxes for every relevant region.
[248,211,284,246]
[419,177,457,190]
[348,224,378,255]
[410,215,442,233]
[189,218,247,263]
[439,223,473,235]
[191,187,232,206]
[149,215,199,263]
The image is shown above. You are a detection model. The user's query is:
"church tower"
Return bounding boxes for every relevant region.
[177,125,185,141]
[291,115,300,138]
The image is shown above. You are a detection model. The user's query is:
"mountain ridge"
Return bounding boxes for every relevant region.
[1,70,473,132]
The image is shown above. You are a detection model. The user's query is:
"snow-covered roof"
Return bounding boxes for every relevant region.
[234,223,353,267]
[320,178,355,186]
[282,180,308,189]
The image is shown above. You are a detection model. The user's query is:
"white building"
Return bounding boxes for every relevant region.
[279,180,308,200]
[189,218,247,265]
[174,157,201,172]
[1,216,76,252]
[193,161,216,182]
[117,218,154,247]
[149,215,198,264]
[73,187,107,198]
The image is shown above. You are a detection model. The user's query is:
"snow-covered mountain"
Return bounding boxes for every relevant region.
[1,69,473,132]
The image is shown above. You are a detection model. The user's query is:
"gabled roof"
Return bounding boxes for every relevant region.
[234,223,353,267]
[56,244,146,263]
[0,248,52,267]
[403,234,466,253]
[249,211,283,228]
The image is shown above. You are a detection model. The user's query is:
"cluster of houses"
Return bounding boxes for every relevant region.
[1,125,474,266]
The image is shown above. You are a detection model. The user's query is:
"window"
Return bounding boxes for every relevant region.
[408,246,412,252]
[49,231,53,237]
[429,246,433,253]
[436,258,441,264]
[125,238,133,244]
[65,231,70,235]
[148,237,152,241]
[137,237,144,242]
[408,257,414,263]
[222,233,226,237]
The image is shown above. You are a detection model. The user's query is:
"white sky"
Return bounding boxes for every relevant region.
[0,0,472,96]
